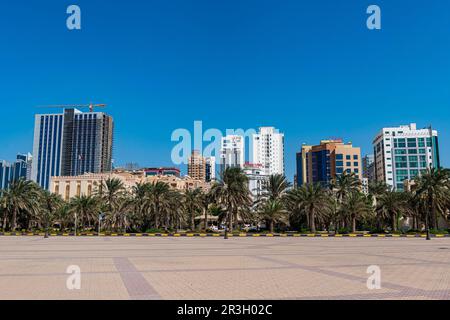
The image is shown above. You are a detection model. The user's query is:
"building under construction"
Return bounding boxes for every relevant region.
[31,105,113,189]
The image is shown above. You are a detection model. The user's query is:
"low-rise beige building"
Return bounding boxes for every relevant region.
[50,170,211,200]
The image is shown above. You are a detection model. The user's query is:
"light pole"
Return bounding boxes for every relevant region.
[98,213,102,236]
[74,212,77,236]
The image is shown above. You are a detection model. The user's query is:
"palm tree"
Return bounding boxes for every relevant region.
[263,174,291,201]
[286,184,329,233]
[146,181,172,229]
[259,199,287,233]
[39,190,63,238]
[69,195,100,233]
[210,167,252,236]
[413,168,450,231]
[100,178,126,212]
[331,172,361,203]
[340,192,372,233]
[103,196,132,232]
[0,179,41,231]
[183,188,203,230]
[376,191,406,232]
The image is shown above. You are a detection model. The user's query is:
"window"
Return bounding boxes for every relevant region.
[407,138,417,148]
[419,148,426,154]
[395,149,406,155]
[418,138,425,147]
[408,156,418,162]
[395,156,407,162]
[346,162,351,166]
[336,154,343,160]
[346,155,351,160]
[408,149,418,154]
[394,138,406,148]
[353,162,359,167]
[353,155,358,160]
[354,168,359,173]
[336,167,343,174]
[410,169,419,177]
[336,161,343,167]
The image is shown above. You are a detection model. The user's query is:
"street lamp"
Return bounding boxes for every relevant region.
[74,212,77,236]
[98,213,103,236]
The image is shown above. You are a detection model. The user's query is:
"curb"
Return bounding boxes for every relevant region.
[0,232,449,238]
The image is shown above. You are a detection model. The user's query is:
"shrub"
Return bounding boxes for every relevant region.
[145,228,166,233]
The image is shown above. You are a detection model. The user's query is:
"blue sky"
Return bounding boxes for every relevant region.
[1,0,449,180]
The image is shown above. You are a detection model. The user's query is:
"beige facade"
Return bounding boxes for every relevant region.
[187,150,206,181]
[50,170,211,200]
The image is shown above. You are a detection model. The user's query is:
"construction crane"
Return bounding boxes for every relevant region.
[37,103,106,112]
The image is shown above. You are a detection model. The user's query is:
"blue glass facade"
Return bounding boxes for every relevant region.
[0,154,31,190]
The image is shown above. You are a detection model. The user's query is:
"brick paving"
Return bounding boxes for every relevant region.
[0,237,449,300]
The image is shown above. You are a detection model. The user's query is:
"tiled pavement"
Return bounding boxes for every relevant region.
[0,237,449,300]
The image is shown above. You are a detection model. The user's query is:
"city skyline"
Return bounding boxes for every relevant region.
[1,1,450,181]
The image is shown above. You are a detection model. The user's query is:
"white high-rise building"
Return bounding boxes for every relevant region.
[205,156,216,182]
[252,127,285,176]
[373,123,440,191]
[220,135,244,174]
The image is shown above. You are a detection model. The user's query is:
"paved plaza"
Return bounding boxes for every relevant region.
[0,236,449,300]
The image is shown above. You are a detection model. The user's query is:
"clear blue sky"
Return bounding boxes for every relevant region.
[1,0,449,181]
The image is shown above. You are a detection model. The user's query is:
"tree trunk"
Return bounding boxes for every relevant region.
[310,210,316,233]
[203,207,207,231]
[12,208,18,231]
[392,212,397,232]
[352,216,356,233]
[269,220,274,233]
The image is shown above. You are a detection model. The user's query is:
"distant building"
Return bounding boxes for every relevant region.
[243,162,269,198]
[362,154,375,182]
[252,127,285,176]
[0,153,33,189]
[32,108,114,189]
[205,157,216,182]
[51,171,211,200]
[144,167,180,177]
[296,139,362,187]
[373,123,439,190]
[188,150,206,181]
[220,135,244,174]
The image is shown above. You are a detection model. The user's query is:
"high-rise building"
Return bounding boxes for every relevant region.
[362,154,375,182]
[252,127,285,176]
[32,108,114,189]
[373,123,439,191]
[188,150,206,181]
[220,135,244,174]
[296,139,362,187]
[0,153,32,190]
[205,156,216,182]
